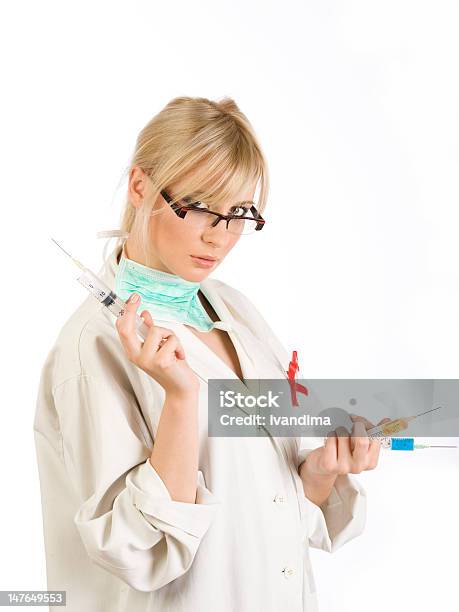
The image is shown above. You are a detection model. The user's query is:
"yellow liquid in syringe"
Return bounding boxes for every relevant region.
[366,406,442,438]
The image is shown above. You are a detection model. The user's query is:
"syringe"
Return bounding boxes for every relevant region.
[51,238,150,340]
[363,406,442,439]
[322,406,446,449]
[379,437,458,450]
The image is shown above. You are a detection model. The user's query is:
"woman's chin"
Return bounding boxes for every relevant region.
[168,256,220,281]
[182,268,212,282]
[178,258,219,280]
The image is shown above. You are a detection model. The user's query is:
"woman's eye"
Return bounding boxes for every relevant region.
[231,206,249,217]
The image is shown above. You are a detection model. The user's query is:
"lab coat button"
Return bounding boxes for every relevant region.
[282,566,295,579]
[273,494,285,504]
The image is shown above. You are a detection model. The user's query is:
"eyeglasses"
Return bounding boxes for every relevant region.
[160,189,265,236]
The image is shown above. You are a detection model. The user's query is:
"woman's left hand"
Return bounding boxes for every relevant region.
[299,415,391,506]
[303,416,391,478]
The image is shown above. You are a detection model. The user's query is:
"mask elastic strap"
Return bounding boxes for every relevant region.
[96,229,129,274]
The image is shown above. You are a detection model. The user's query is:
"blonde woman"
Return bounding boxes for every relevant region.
[34,96,384,612]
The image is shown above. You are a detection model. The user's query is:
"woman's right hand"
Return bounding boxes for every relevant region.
[115,292,200,397]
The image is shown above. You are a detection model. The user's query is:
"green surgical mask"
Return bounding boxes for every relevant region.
[114,245,219,333]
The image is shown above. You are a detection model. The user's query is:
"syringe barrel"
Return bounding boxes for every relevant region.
[77,268,150,340]
[367,418,409,438]
[390,438,415,451]
[77,268,114,302]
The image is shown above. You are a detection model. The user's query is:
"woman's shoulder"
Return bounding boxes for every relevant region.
[40,292,130,391]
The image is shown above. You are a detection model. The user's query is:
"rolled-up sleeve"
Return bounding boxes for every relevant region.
[296,442,367,553]
[54,374,220,592]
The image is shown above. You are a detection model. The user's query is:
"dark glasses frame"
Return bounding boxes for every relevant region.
[160,189,266,231]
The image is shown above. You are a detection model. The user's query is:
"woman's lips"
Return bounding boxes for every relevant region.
[190,255,217,268]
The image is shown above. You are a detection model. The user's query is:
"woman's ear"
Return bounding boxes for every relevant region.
[128,166,148,209]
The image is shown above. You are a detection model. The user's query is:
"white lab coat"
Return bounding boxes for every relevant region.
[33,241,367,612]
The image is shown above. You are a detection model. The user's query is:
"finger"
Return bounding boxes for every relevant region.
[157,334,187,360]
[321,432,339,473]
[143,325,175,355]
[366,438,382,469]
[320,431,338,474]
[171,338,186,360]
[142,316,186,359]
[156,334,179,356]
[349,413,377,430]
[335,426,352,473]
[350,414,393,430]
[350,421,370,466]
[116,293,143,359]
[140,309,154,328]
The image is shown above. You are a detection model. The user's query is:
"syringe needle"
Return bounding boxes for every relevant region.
[414,444,458,449]
[429,445,458,448]
[51,238,85,270]
[51,238,72,259]
[413,406,442,419]
[405,406,443,423]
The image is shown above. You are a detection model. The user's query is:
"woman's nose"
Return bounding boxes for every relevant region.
[201,221,231,246]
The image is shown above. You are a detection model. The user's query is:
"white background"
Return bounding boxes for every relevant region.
[1,1,458,610]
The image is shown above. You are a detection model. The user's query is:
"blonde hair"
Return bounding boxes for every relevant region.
[117,96,269,267]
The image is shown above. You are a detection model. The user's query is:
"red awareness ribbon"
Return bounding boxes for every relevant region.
[286,350,309,407]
